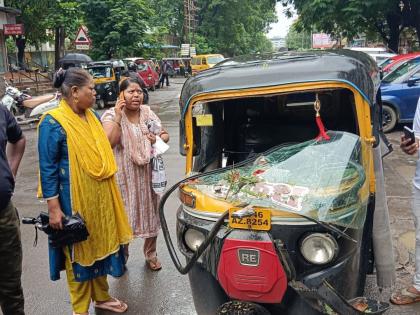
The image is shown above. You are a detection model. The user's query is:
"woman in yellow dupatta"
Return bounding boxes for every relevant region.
[38,68,132,315]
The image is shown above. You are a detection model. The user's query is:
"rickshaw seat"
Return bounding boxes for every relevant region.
[229,122,318,163]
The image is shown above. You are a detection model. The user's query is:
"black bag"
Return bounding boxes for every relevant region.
[22,212,89,248]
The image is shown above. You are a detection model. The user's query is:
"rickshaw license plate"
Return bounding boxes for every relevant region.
[228,208,271,231]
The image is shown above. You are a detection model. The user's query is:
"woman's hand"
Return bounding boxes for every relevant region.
[147,133,157,144]
[114,98,126,121]
[401,135,419,155]
[160,131,169,143]
[47,198,65,230]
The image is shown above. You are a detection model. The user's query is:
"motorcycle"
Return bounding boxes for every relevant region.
[1,78,59,123]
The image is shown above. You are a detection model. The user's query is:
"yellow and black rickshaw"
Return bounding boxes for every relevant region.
[87,60,124,109]
[159,51,391,314]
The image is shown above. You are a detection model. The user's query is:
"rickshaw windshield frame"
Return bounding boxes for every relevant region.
[181,81,376,196]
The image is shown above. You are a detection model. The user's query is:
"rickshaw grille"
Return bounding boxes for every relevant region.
[217,238,287,303]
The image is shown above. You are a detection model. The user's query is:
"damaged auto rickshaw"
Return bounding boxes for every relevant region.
[159,51,391,315]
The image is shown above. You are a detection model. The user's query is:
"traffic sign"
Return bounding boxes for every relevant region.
[181,44,190,56]
[189,46,196,56]
[75,44,90,50]
[4,24,24,35]
[75,26,91,45]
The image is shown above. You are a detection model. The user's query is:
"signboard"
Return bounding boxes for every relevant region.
[312,33,336,49]
[189,46,196,56]
[75,26,91,50]
[181,43,190,56]
[4,24,24,35]
[75,44,90,50]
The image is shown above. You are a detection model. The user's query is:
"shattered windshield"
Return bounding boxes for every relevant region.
[186,131,371,229]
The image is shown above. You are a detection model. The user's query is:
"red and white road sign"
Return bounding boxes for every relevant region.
[75,26,91,45]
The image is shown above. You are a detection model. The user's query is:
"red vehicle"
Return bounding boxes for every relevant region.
[137,60,160,91]
[381,52,420,74]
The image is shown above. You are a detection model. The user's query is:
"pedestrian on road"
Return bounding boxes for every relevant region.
[38,68,133,315]
[102,76,169,271]
[159,60,172,88]
[392,97,420,305]
[0,105,26,315]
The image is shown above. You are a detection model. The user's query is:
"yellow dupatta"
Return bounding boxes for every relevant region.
[38,100,132,266]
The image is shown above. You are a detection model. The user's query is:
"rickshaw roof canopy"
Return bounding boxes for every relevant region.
[180,50,380,117]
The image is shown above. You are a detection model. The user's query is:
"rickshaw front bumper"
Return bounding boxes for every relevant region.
[176,206,377,313]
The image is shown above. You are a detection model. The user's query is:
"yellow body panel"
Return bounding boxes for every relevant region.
[191,54,224,73]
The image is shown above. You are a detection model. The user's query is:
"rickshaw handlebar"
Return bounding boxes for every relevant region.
[158,142,357,274]
[158,171,229,274]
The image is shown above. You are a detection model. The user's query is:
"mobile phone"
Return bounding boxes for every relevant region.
[119,91,124,101]
[404,126,416,146]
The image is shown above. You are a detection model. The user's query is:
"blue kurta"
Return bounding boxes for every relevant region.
[38,114,126,282]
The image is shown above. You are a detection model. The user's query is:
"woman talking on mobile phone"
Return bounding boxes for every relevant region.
[102,77,169,271]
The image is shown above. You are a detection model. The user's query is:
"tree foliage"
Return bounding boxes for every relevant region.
[6,0,278,60]
[281,0,420,52]
[286,23,312,50]
[195,0,277,56]
[80,0,154,60]
[5,0,81,45]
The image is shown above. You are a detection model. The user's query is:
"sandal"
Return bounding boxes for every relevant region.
[95,297,128,313]
[391,287,420,305]
[146,257,162,271]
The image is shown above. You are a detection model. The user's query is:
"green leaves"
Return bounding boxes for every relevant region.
[5,0,278,58]
[195,0,277,56]
[285,0,420,52]
[80,0,154,59]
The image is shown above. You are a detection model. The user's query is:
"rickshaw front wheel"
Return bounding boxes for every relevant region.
[217,301,270,315]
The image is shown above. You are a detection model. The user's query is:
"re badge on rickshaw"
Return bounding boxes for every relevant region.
[228,208,271,230]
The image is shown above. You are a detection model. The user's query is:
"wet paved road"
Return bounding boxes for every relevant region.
[9,78,195,315]
[5,77,420,314]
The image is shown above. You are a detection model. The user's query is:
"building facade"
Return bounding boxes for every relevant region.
[0,0,19,74]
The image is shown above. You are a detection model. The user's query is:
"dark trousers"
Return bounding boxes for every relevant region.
[0,201,24,315]
[159,73,169,87]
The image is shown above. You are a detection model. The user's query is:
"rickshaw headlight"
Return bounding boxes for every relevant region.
[184,229,205,252]
[300,233,338,265]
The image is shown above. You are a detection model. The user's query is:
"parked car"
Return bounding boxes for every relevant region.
[380,52,420,74]
[191,54,225,74]
[369,53,397,65]
[381,59,420,132]
[349,47,396,64]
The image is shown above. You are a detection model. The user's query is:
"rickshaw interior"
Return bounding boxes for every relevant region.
[87,65,113,78]
[191,88,359,172]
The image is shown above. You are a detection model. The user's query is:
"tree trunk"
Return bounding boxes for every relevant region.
[386,14,401,53]
[15,36,26,70]
[54,27,65,70]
